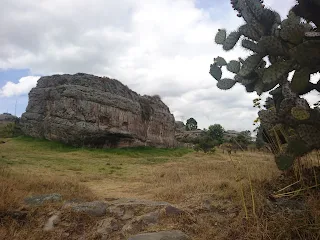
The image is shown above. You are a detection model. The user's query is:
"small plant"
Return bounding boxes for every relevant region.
[196,137,217,153]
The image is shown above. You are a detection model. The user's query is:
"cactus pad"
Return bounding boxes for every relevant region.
[295,98,310,109]
[238,54,264,77]
[254,81,264,95]
[235,75,257,85]
[280,25,305,45]
[214,56,227,67]
[238,24,261,41]
[217,78,236,90]
[287,138,311,156]
[215,29,227,44]
[223,31,241,51]
[227,60,241,73]
[291,106,310,120]
[275,153,295,170]
[279,98,296,116]
[297,124,320,148]
[209,64,222,81]
[289,40,320,67]
[258,36,286,55]
[282,82,297,98]
[290,68,311,93]
[242,39,265,53]
[262,60,294,84]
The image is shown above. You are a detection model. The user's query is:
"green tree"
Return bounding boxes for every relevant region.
[207,124,225,144]
[185,118,198,131]
[232,130,252,149]
[195,135,216,153]
[210,0,320,170]
[237,130,251,144]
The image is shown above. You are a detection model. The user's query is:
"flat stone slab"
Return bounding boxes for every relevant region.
[64,201,107,217]
[108,198,170,207]
[106,198,172,219]
[128,230,191,240]
[24,193,62,205]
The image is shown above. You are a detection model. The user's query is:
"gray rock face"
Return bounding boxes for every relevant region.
[127,230,191,240]
[21,73,176,148]
[63,201,107,217]
[95,198,186,238]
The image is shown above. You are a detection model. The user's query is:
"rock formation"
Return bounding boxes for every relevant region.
[175,121,203,145]
[21,73,176,148]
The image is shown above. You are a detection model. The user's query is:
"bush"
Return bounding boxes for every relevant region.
[0,123,23,138]
[196,137,217,153]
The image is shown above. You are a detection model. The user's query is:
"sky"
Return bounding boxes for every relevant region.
[0,0,317,132]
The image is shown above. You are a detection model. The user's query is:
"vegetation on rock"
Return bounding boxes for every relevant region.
[185,117,198,131]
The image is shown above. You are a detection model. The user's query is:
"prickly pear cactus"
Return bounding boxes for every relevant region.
[210,0,320,170]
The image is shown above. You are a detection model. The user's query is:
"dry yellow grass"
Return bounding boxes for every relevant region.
[0,137,319,239]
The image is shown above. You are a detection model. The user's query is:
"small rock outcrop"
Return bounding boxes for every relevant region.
[128,230,191,240]
[0,113,18,124]
[24,193,62,206]
[63,200,107,217]
[20,73,176,148]
[175,121,203,146]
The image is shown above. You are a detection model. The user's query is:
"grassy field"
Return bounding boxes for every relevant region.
[0,137,319,239]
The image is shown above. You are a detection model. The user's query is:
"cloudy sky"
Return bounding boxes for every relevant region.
[1,0,315,132]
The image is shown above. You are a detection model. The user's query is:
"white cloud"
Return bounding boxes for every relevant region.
[0,0,311,131]
[0,76,40,97]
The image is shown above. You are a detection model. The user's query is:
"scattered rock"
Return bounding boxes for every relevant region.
[122,211,160,234]
[105,198,170,219]
[138,211,159,224]
[108,205,125,218]
[64,201,107,217]
[122,209,135,220]
[266,198,306,214]
[127,230,191,240]
[43,214,60,231]
[161,205,185,216]
[24,193,62,206]
[97,217,120,235]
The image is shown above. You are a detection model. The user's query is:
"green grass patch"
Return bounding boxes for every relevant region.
[12,136,193,157]
[13,136,79,152]
[143,157,170,164]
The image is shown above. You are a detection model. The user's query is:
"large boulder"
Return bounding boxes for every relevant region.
[20,73,176,148]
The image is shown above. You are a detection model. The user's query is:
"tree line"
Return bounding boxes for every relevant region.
[184,117,253,153]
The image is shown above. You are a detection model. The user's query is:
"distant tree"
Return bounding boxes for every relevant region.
[232,130,252,150]
[238,130,251,143]
[207,124,225,144]
[186,118,198,131]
